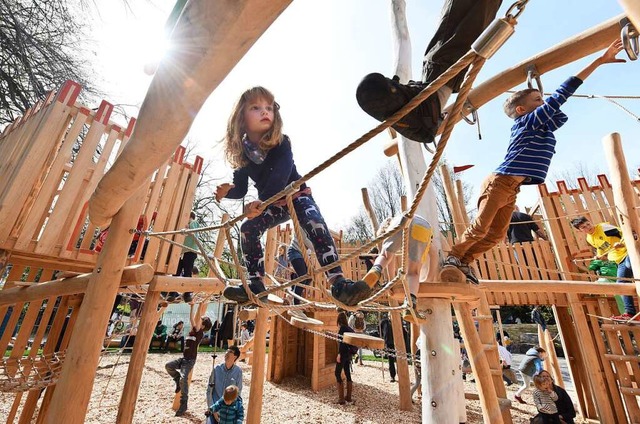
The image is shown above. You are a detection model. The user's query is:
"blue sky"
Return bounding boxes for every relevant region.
[92,0,640,228]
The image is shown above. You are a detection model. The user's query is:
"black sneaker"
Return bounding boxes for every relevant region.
[222,279,267,303]
[182,292,193,303]
[331,277,371,306]
[442,256,479,285]
[356,73,442,144]
[165,292,180,303]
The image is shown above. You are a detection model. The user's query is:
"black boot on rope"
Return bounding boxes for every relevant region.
[222,278,266,304]
[331,276,372,306]
[356,73,442,145]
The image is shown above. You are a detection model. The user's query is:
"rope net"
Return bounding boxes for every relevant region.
[0,351,65,393]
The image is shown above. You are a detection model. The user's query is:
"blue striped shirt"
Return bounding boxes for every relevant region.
[495,77,583,184]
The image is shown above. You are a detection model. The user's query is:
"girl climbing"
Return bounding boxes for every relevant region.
[215,86,370,306]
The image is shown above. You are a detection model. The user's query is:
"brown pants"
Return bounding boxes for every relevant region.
[450,174,523,264]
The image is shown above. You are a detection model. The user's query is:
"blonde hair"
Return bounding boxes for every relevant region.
[223,385,239,403]
[225,87,284,169]
[533,373,549,390]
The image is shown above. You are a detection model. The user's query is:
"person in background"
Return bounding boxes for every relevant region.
[165,320,185,352]
[507,206,547,243]
[515,346,547,404]
[167,211,200,303]
[207,346,243,424]
[538,370,576,424]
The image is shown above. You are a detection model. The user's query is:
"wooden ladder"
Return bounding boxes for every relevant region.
[454,292,512,424]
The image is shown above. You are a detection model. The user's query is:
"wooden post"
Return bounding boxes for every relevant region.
[388,1,464,422]
[454,303,504,424]
[440,164,467,237]
[246,306,269,424]
[116,290,165,424]
[43,183,148,424]
[602,132,640,299]
[389,300,412,411]
[619,0,640,30]
[361,188,379,232]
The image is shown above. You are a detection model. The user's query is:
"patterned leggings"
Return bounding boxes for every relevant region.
[240,194,343,281]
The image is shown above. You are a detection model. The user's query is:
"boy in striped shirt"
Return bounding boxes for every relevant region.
[441,39,625,284]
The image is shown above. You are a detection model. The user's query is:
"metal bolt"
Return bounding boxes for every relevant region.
[96,267,102,273]
[431,350,437,356]
[452,370,456,375]
[431,400,437,408]
[426,308,433,315]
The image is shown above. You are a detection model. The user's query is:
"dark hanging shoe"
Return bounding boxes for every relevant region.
[174,377,181,393]
[331,277,372,306]
[222,279,266,303]
[356,73,442,144]
[165,292,180,303]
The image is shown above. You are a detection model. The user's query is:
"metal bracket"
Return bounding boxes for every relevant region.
[526,64,544,94]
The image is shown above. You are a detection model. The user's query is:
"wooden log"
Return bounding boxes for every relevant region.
[390,281,480,301]
[440,164,466,237]
[246,306,270,424]
[602,132,640,300]
[43,183,148,424]
[238,308,258,321]
[116,290,165,424]
[619,0,640,30]
[0,264,153,307]
[148,275,225,293]
[171,370,193,411]
[88,0,292,227]
[454,303,504,424]
[553,306,591,418]
[481,280,636,295]
[389,299,412,411]
[567,295,616,423]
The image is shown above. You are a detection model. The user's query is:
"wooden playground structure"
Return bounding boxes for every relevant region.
[1,1,640,423]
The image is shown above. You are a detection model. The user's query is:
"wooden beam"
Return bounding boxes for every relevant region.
[116,291,165,424]
[148,275,225,293]
[389,300,412,411]
[88,0,293,227]
[481,280,636,295]
[43,183,148,424]
[0,264,153,307]
[619,0,640,30]
[246,307,269,424]
[384,15,623,157]
[602,132,640,300]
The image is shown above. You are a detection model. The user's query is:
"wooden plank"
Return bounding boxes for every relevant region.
[0,264,153,307]
[154,156,186,273]
[35,101,113,255]
[0,87,77,234]
[584,301,630,423]
[454,302,504,424]
[164,166,192,274]
[13,109,89,250]
[59,125,122,253]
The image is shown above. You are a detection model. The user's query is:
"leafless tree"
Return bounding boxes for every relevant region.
[0,0,100,126]
[343,159,473,243]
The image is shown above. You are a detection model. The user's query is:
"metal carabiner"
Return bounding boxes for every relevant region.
[621,23,639,61]
[505,0,529,20]
[526,64,544,95]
